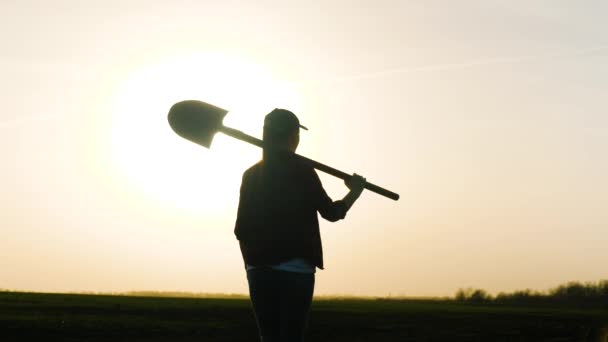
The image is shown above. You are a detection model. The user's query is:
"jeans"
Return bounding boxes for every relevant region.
[246,268,315,342]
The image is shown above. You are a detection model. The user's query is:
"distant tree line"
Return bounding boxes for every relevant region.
[455,279,608,308]
[122,291,248,299]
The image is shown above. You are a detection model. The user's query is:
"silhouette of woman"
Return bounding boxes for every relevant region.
[234,108,366,342]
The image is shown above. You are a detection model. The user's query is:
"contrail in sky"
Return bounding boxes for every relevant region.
[293,45,608,86]
[1,46,606,127]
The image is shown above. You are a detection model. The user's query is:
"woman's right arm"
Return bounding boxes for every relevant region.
[313,170,366,222]
[342,173,366,211]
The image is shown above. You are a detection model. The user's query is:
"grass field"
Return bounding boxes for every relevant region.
[1,291,606,341]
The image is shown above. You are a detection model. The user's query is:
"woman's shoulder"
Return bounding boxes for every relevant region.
[242,157,315,180]
[243,160,263,177]
[294,156,318,175]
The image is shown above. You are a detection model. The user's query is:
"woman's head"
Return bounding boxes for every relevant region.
[263,108,307,153]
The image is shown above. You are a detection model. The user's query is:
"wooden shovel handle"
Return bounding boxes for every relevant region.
[296,154,400,201]
[221,126,399,201]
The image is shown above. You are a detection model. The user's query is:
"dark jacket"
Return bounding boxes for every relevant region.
[234,153,347,269]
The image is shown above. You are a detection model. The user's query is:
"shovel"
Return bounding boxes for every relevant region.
[167,100,399,201]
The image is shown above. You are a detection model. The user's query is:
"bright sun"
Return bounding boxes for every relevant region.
[107,52,303,215]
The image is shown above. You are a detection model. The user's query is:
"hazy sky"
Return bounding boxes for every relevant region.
[1,1,606,297]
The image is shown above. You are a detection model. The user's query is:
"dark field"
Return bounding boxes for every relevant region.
[0,291,606,341]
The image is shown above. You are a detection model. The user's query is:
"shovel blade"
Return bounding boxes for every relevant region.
[168,100,228,148]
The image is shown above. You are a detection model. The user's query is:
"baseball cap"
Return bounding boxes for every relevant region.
[264,108,308,135]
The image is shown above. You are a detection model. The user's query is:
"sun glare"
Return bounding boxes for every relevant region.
[107,52,303,215]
